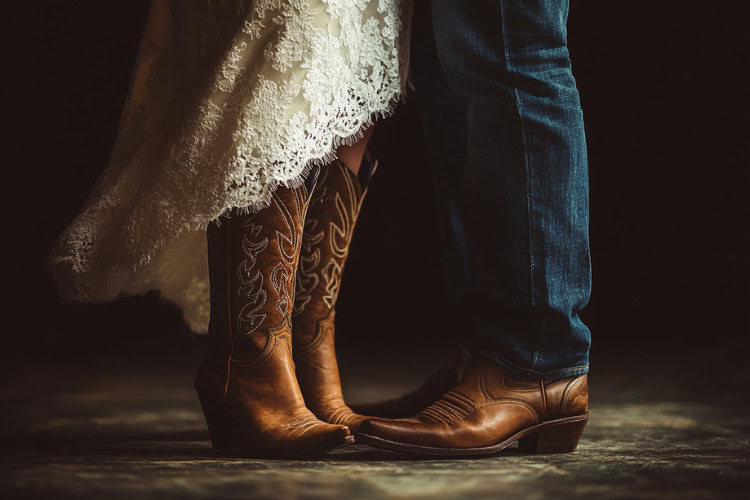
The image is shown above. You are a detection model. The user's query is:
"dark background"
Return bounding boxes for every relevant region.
[9,2,747,369]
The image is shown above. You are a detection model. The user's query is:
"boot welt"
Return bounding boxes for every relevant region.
[355,411,590,457]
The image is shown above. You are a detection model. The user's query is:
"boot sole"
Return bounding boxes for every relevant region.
[355,412,590,456]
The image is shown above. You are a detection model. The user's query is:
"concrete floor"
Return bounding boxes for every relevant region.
[1,349,748,499]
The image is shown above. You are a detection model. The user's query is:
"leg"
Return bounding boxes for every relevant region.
[355,0,591,454]
[433,0,591,380]
[336,125,375,175]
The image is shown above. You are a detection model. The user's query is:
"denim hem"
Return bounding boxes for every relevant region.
[477,349,589,382]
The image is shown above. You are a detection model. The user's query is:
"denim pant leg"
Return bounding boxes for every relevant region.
[429,0,592,380]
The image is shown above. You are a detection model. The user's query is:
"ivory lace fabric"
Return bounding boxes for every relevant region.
[46,0,412,334]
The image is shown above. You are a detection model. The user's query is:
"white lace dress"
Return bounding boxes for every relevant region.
[46,0,413,334]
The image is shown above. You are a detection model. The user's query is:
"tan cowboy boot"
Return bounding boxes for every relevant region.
[291,153,377,432]
[193,166,353,458]
[357,355,589,456]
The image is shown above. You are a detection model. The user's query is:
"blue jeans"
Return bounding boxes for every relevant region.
[413,0,591,381]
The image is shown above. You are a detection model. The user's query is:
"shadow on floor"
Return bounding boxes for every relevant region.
[1,344,749,499]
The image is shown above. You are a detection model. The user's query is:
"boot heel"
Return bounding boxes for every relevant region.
[194,379,241,450]
[518,416,589,454]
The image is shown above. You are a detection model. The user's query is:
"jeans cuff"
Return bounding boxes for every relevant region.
[477,349,589,382]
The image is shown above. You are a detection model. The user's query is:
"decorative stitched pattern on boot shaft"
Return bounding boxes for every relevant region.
[220,178,315,361]
[237,221,268,336]
[293,160,367,347]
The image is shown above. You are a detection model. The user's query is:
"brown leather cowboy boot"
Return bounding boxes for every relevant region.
[291,154,377,432]
[356,356,589,456]
[193,166,353,458]
[349,353,471,418]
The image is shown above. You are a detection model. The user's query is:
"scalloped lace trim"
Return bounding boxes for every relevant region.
[46,0,412,333]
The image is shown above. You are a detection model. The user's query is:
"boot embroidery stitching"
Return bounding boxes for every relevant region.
[418,391,475,425]
[418,408,443,423]
[275,323,294,359]
[292,161,362,327]
[321,162,362,308]
[292,166,328,316]
[231,327,278,368]
[237,221,268,335]
[446,390,476,409]
[295,311,334,354]
[559,376,584,416]
[282,416,321,428]
[293,221,324,316]
[270,190,301,318]
[479,366,492,401]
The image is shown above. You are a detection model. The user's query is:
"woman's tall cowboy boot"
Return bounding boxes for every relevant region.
[193,166,354,458]
[291,153,378,432]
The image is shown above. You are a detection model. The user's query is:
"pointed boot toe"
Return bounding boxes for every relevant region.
[356,417,435,449]
[259,421,354,459]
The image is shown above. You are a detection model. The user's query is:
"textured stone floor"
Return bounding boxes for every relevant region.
[1,351,748,499]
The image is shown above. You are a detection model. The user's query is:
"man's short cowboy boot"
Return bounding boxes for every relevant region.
[357,356,589,456]
[291,154,377,432]
[193,166,353,458]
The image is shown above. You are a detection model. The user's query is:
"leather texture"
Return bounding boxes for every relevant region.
[358,356,589,452]
[194,166,353,457]
[291,158,374,432]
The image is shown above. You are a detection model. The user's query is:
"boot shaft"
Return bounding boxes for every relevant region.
[292,155,377,347]
[206,167,321,362]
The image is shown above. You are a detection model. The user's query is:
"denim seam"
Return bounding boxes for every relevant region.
[500,1,538,369]
[500,1,539,366]
[479,349,588,377]
[498,3,535,313]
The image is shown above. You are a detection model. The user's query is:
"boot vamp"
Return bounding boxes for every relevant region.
[311,398,369,431]
[361,398,537,449]
[227,338,350,452]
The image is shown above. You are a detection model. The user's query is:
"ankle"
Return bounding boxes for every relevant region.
[335,125,375,175]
